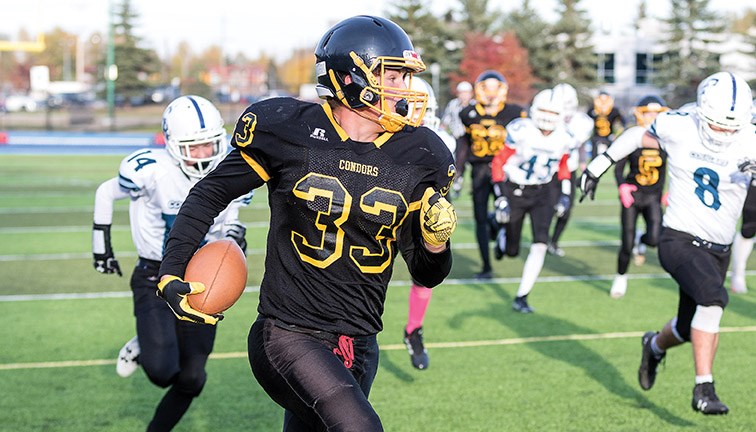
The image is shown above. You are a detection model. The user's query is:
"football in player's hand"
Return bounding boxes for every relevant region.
[185,239,247,315]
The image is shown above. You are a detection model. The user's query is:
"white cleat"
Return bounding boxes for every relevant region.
[116,336,141,378]
[610,274,628,298]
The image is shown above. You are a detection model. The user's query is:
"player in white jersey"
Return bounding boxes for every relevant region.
[547,83,594,256]
[580,72,754,415]
[491,88,573,313]
[92,95,251,431]
[401,77,456,370]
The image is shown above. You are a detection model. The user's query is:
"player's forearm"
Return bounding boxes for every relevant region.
[93,177,127,225]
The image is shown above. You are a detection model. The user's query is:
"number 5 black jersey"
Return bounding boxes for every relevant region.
[160,97,455,336]
[458,102,525,164]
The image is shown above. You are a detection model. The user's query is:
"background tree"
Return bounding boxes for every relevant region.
[388,0,458,107]
[456,31,535,105]
[728,8,755,88]
[653,0,725,106]
[544,0,596,93]
[112,0,161,103]
[279,47,315,95]
[25,28,78,83]
[499,0,551,86]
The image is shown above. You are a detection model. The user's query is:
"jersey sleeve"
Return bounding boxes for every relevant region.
[93,177,130,225]
[117,148,160,196]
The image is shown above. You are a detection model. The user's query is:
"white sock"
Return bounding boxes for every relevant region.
[731,233,754,279]
[650,336,665,357]
[516,243,547,297]
[695,374,713,384]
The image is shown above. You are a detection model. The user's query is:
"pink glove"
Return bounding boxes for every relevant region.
[618,183,637,209]
[661,192,669,207]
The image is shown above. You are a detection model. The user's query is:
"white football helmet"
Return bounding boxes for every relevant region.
[696,72,752,151]
[408,77,440,129]
[530,88,564,132]
[162,95,228,179]
[553,83,578,120]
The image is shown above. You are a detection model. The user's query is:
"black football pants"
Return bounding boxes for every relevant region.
[131,258,216,431]
[248,316,382,432]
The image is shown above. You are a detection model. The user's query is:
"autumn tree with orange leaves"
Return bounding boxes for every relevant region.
[452,31,537,106]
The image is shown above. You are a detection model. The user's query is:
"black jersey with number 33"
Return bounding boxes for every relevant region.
[160,97,455,336]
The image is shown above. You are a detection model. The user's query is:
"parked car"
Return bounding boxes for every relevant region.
[4,94,39,112]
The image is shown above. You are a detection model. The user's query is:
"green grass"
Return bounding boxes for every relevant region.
[0,154,754,431]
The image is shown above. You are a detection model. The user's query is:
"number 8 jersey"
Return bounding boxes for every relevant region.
[649,110,754,244]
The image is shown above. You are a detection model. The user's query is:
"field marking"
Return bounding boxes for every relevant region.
[3,326,755,371]
[2,271,755,302]
[0,240,626,262]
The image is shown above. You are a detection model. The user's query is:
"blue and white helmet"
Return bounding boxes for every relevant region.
[696,72,752,151]
[162,95,227,178]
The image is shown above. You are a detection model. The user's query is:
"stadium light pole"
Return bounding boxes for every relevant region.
[106,0,116,131]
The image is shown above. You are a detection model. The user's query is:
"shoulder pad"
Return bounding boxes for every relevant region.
[118,148,173,192]
[231,98,322,148]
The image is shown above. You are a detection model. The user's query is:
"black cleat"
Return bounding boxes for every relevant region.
[692,382,729,415]
[512,296,534,313]
[403,327,429,370]
[638,331,665,390]
[474,270,493,280]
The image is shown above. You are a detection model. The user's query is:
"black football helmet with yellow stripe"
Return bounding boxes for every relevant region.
[314,15,428,132]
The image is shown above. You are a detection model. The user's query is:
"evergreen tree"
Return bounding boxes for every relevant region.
[545,0,596,90]
[387,0,459,107]
[499,0,551,86]
[112,0,161,103]
[653,0,725,106]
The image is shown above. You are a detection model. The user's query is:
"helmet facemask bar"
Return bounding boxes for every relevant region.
[332,51,427,133]
[475,79,508,107]
[166,131,227,179]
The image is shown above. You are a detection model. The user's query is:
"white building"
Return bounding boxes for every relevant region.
[591,17,755,111]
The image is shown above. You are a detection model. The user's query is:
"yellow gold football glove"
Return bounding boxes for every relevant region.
[157,276,222,325]
[420,187,457,247]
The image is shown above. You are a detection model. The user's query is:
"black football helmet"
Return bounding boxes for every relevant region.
[314,15,428,132]
[633,95,668,127]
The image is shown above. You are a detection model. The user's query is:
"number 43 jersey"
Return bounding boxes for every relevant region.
[650,111,754,244]
[162,98,456,336]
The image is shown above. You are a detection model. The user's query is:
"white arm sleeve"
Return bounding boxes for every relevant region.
[604,126,645,163]
[93,177,130,225]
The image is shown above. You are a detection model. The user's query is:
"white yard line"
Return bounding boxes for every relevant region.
[3,326,755,371]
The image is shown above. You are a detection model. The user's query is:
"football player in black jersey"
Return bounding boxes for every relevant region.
[456,70,526,279]
[156,15,457,431]
[609,95,668,298]
[587,91,626,158]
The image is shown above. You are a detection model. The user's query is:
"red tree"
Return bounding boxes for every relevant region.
[452,32,537,106]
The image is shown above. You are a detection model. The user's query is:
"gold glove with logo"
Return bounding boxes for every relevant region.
[420,187,457,247]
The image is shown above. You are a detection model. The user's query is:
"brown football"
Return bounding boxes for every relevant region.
[185,239,247,315]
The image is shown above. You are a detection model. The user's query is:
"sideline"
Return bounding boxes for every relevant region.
[3,326,755,371]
